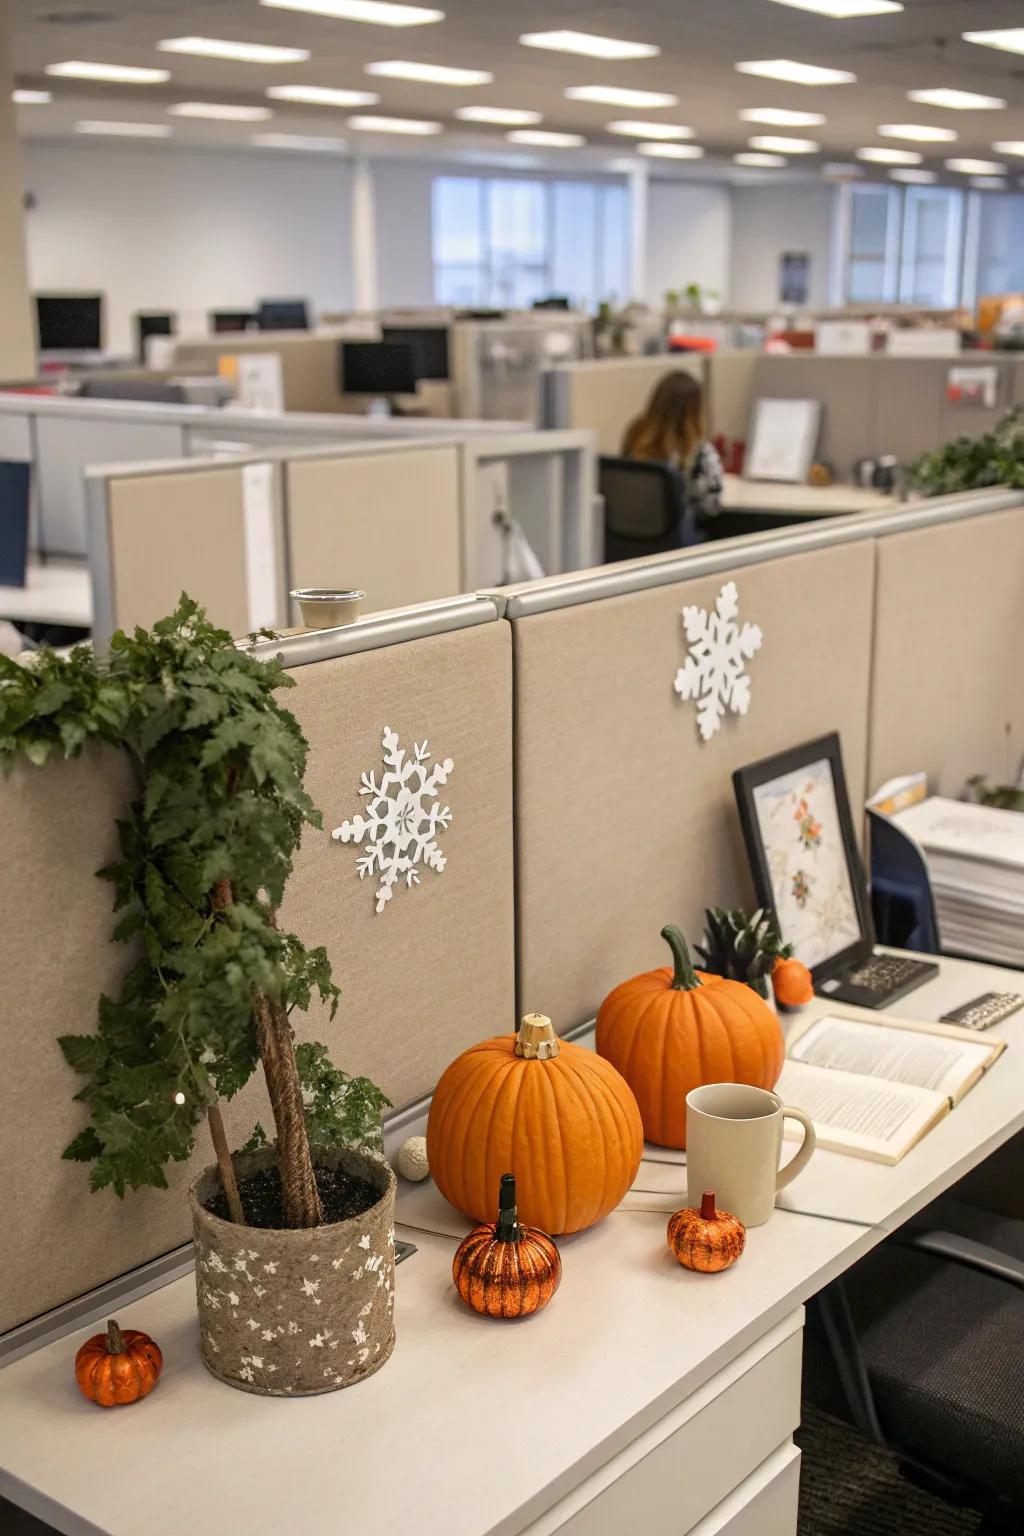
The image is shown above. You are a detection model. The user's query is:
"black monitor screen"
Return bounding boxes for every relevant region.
[341,342,418,395]
[380,326,450,382]
[257,299,310,331]
[212,311,255,333]
[36,294,103,351]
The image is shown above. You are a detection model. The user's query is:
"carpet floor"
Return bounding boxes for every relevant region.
[796,1405,983,1535]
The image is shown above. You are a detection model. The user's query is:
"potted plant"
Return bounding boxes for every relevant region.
[0,596,393,1396]
[695,907,793,1000]
[911,408,1024,497]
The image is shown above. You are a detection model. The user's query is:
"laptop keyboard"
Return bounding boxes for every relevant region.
[845,954,929,990]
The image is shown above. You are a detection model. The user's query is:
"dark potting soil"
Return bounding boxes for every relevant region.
[204,1163,381,1229]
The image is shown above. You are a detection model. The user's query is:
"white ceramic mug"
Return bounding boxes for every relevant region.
[685,1083,817,1228]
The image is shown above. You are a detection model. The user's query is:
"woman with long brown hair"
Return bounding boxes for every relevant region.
[622,369,723,524]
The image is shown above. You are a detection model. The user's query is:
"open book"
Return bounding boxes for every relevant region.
[776,1011,1006,1164]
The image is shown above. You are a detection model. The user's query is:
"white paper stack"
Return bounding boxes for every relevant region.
[891,797,1024,967]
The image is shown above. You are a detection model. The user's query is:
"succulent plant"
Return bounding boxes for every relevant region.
[695,907,792,1000]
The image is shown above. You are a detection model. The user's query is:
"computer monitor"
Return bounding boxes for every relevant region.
[340,342,418,396]
[380,326,450,382]
[533,297,572,311]
[210,310,256,334]
[257,299,310,331]
[35,294,103,352]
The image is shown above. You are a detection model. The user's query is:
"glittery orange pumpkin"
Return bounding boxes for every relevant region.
[668,1192,745,1274]
[453,1174,561,1319]
[74,1319,163,1407]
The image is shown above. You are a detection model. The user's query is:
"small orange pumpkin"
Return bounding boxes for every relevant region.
[427,1013,643,1235]
[453,1173,561,1318]
[74,1319,163,1407]
[668,1192,745,1273]
[773,955,814,1010]
[596,926,785,1149]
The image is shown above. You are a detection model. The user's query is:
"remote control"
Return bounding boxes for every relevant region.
[940,993,1024,1031]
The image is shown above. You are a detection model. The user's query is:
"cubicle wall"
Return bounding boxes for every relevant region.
[0,599,515,1335]
[543,355,704,455]
[4,484,1024,1338]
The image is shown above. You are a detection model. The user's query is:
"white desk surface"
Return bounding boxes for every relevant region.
[0,559,92,628]
[0,950,1019,1536]
[720,474,897,517]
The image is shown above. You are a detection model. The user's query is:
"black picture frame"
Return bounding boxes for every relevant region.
[732,731,875,986]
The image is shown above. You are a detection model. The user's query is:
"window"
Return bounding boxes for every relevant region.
[432,175,630,309]
[899,187,964,306]
[846,185,899,303]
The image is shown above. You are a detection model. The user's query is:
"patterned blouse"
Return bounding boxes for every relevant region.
[679,440,724,523]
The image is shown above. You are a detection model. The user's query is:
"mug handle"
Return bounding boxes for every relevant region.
[775,1107,817,1193]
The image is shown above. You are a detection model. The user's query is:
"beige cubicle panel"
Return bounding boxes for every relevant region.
[869,500,1024,797]
[546,355,703,455]
[512,540,876,1032]
[99,461,286,642]
[287,444,462,613]
[173,332,346,414]
[749,356,874,477]
[0,601,514,1334]
[706,351,758,442]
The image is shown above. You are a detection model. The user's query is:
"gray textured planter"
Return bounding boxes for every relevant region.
[190,1145,397,1396]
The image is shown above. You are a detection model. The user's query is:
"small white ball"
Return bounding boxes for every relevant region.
[395,1135,430,1182]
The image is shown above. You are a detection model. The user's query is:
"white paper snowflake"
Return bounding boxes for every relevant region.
[332,726,454,914]
[673,580,763,742]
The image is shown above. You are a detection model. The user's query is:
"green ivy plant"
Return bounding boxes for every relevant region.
[0,595,388,1228]
[911,407,1024,498]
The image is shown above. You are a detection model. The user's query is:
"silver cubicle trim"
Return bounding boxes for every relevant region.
[249,595,500,667]
[490,486,1024,618]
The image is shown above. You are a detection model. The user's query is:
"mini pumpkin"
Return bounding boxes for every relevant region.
[773,955,814,1010]
[74,1319,163,1407]
[427,1013,643,1235]
[453,1173,561,1318]
[595,926,785,1149]
[668,1192,745,1273]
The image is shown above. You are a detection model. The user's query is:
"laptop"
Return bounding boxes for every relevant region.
[733,732,938,1010]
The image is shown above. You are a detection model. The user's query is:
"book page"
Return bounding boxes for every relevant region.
[777,1060,946,1163]
[788,1013,994,1102]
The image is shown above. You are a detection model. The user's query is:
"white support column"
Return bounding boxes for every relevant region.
[0,13,36,379]
[628,160,649,305]
[351,154,379,315]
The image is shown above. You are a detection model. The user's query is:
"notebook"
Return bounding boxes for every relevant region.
[777,1009,1005,1165]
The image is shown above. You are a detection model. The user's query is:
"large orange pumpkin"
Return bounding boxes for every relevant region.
[427,1013,643,1235]
[595,926,784,1149]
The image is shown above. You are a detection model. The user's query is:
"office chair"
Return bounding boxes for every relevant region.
[599,456,702,564]
[867,805,941,955]
[808,1195,1024,1532]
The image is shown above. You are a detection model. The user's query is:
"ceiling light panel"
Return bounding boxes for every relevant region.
[857,146,921,164]
[75,120,171,137]
[889,168,937,183]
[46,61,170,83]
[908,88,1006,111]
[962,29,1024,57]
[507,129,585,146]
[267,85,379,105]
[252,132,346,150]
[607,120,694,140]
[365,60,492,85]
[519,31,659,60]
[740,107,825,126]
[736,59,856,85]
[455,106,542,125]
[169,102,275,120]
[565,85,677,108]
[13,89,52,104]
[878,123,956,142]
[734,152,786,166]
[749,134,819,152]
[159,38,310,64]
[766,0,901,13]
[637,142,704,159]
[347,113,443,133]
[945,157,1006,174]
[260,0,443,22]
[992,142,1024,158]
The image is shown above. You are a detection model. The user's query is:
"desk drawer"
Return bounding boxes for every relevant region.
[689,1444,800,1536]
[526,1311,803,1536]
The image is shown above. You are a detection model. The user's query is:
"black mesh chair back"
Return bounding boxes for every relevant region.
[599,456,687,564]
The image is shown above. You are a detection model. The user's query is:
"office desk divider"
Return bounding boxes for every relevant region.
[543,355,705,456]
[0,597,514,1339]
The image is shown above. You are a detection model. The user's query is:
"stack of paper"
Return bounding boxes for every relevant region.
[891,797,1024,967]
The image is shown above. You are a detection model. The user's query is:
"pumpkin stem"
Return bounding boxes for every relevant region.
[661,926,703,992]
[496,1173,522,1243]
[106,1319,126,1356]
[514,1014,560,1061]
[699,1191,717,1221]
